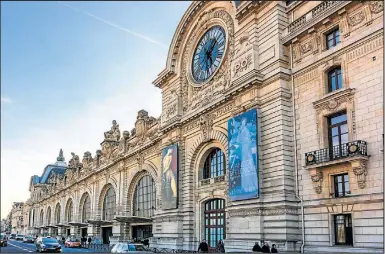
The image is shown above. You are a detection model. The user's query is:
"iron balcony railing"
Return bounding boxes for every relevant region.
[305,140,368,166]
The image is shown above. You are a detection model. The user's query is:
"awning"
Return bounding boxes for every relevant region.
[87,219,113,226]
[47,225,58,228]
[114,216,152,224]
[68,222,88,227]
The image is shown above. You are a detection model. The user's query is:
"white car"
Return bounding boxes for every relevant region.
[111,243,152,253]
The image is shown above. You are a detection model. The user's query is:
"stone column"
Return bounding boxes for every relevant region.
[70,226,80,237]
[87,225,100,237]
[111,221,125,244]
[57,227,65,238]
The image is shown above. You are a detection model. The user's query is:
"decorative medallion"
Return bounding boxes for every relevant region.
[369,1,383,14]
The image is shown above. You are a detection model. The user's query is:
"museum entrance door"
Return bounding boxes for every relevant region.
[132,225,152,242]
[204,199,225,251]
[102,227,112,244]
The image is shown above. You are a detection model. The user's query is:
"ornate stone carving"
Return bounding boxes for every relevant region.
[352,161,368,189]
[136,153,144,169]
[348,10,366,27]
[104,120,121,142]
[82,152,93,171]
[232,53,252,78]
[369,1,383,14]
[300,41,313,54]
[181,9,235,113]
[311,171,323,194]
[68,152,82,169]
[199,114,213,141]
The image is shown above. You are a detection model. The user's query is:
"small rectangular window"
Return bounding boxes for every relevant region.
[326,28,340,49]
[328,67,342,92]
[286,0,295,6]
[328,112,348,159]
[334,173,350,197]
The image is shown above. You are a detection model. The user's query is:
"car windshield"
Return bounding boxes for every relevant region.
[133,245,146,251]
[68,238,79,242]
[26,236,33,239]
[43,238,58,243]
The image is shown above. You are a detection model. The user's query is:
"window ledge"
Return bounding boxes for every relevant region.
[313,88,355,111]
[199,175,226,187]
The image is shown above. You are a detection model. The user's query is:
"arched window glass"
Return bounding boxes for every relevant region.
[55,204,61,224]
[102,187,116,221]
[40,210,44,225]
[66,200,73,222]
[133,175,156,218]
[328,67,342,92]
[29,211,33,227]
[204,199,225,250]
[46,207,51,225]
[82,194,91,223]
[203,148,226,179]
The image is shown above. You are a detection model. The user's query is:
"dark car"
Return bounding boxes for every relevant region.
[0,233,8,247]
[35,236,62,253]
[23,236,34,243]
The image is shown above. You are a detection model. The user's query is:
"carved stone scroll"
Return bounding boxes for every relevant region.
[351,160,368,189]
[311,171,323,194]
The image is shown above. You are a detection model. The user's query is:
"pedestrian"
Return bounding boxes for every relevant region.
[87,236,91,248]
[198,239,209,253]
[271,244,278,253]
[252,242,262,252]
[143,238,149,248]
[261,242,270,253]
[61,236,65,245]
[217,239,225,253]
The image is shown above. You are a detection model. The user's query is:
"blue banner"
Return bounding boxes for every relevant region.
[228,108,259,201]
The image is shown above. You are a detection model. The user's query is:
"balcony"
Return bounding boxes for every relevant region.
[282,1,351,44]
[305,140,370,190]
[305,140,368,167]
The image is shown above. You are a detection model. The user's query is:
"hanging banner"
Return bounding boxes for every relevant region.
[228,108,259,201]
[161,144,178,209]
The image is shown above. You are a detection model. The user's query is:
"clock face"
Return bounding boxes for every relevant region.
[191,25,226,83]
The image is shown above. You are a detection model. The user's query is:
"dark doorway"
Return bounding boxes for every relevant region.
[334,214,353,245]
[102,227,113,244]
[204,199,225,251]
[132,225,152,242]
[81,228,87,238]
[66,228,70,237]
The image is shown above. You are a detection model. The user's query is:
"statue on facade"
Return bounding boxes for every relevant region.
[104,120,121,141]
[68,152,82,169]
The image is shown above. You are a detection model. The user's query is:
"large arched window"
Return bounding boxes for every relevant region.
[40,209,44,225]
[133,175,156,218]
[204,199,225,250]
[55,203,61,224]
[328,66,342,92]
[102,186,116,221]
[66,199,73,222]
[203,148,226,179]
[46,207,52,225]
[82,194,91,223]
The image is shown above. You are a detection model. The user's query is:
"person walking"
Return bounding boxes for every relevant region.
[261,242,271,253]
[271,244,278,253]
[217,239,225,253]
[198,239,209,253]
[252,242,262,252]
[87,236,91,248]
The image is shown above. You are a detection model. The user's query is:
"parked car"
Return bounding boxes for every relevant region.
[35,236,62,253]
[16,234,25,240]
[10,234,16,239]
[23,235,34,243]
[64,237,81,248]
[0,233,8,247]
[111,243,152,253]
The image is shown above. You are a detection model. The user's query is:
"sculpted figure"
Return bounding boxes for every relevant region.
[104,120,121,141]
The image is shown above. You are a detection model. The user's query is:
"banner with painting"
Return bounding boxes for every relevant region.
[228,108,259,201]
[161,144,178,209]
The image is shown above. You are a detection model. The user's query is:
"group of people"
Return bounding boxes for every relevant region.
[80,236,92,246]
[197,239,278,253]
[253,242,278,253]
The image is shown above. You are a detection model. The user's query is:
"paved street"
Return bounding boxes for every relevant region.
[1,239,97,253]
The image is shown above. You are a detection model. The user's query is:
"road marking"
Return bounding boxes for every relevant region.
[8,241,35,252]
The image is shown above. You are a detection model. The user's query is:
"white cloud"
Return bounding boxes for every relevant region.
[1,97,12,104]
[1,62,164,218]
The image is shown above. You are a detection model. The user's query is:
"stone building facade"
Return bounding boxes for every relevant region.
[5,202,25,235]
[21,1,383,253]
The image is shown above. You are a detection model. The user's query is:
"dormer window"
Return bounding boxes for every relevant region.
[328,67,342,92]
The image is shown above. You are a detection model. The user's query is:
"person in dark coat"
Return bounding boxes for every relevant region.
[271,244,278,253]
[261,242,270,253]
[198,239,209,253]
[87,236,91,247]
[252,242,262,252]
[217,239,225,253]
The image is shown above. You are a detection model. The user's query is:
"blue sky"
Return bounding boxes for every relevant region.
[1,1,191,218]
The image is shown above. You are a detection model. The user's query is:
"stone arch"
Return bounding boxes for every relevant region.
[78,192,91,222]
[46,206,52,225]
[54,202,61,224]
[124,162,159,216]
[39,208,44,226]
[186,129,228,174]
[97,183,117,211]
[65,198,74,222]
